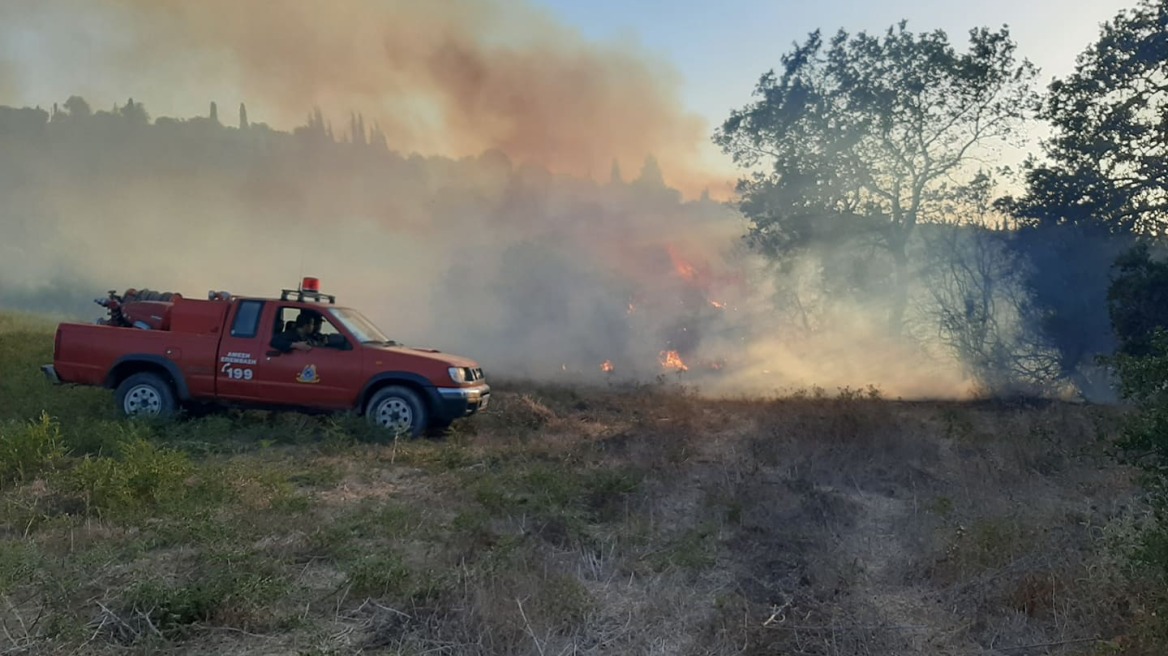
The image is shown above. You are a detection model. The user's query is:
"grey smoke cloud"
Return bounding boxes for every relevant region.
[0,0,984,399]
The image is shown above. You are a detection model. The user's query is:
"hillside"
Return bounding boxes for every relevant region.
[1,314,1164,655]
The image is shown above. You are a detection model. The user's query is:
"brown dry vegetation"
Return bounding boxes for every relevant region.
[2,317,1166,655]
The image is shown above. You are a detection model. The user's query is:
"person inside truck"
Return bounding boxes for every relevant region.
[270,311,318,353]
[307,313,346,349]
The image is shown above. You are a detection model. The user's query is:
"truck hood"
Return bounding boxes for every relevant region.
[365,344,480,368]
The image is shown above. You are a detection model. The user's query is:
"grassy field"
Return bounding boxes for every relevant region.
[1,312,1166,655]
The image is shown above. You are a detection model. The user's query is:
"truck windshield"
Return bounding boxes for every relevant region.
[330,308,394,345]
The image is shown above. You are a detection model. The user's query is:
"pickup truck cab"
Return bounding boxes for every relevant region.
[41,278,489,437]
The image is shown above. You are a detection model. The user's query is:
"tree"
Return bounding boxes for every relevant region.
[1005,222,1128,399]
[634,155,664,187]
[62,95,91,119]
[239,103,248,130]
[1002,0,1168,234]
[118,97,149,125]
[1109,242,1168,358]
[995,0,1167,397]
[714,21,1040,334]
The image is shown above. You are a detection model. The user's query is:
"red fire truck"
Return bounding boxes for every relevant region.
[41,278,489,437]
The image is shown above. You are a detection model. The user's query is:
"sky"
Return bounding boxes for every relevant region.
[532,0,1136,135]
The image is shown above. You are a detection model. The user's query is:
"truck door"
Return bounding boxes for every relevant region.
[252,305,366,410]
[214,299,269,402]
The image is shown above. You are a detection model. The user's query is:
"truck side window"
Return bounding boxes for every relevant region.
[230,300,265,338]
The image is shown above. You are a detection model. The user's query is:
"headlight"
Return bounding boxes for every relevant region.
[448,367,467,384]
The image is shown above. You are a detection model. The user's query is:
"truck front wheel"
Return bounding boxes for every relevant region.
[365,386,428,438]
[115,372,177,419]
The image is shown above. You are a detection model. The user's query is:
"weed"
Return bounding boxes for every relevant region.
[122,550,289,635]
[533,574,593,627]
[647,524,719,572]
[344,551,413,599]
[0,540,39,593]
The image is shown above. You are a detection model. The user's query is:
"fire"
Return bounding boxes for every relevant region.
[601,360,615,373]
[665,244,700,283]
[709,299,726,310]
[659,350,689,372]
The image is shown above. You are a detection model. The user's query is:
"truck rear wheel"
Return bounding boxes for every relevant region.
[115,372,177,419]
[366,386,427,438]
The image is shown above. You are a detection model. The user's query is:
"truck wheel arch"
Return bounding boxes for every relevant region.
[105,355,191,401]
[358,373,438,418]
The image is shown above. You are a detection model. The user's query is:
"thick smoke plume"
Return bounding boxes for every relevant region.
[0,0,730,197]
[0,0,984,399]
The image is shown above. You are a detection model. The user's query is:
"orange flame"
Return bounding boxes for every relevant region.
[659,350,688,372]
[709,299,726,310]
[665,244,699,283]
[601,360,615,373]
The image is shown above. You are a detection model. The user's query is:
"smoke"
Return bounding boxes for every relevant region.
[0,0,990,400]
[0,0,729,197]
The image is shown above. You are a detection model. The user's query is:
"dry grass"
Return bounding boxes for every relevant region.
[0,315,1163,655]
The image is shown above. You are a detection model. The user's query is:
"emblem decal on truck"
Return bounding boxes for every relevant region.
[296,364,320,384]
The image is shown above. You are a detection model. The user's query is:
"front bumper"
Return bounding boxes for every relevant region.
[41,364,61,385]
[434,383,491,420]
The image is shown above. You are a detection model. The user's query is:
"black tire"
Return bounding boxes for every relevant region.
[114,372,178,419]
[365,386,428,438]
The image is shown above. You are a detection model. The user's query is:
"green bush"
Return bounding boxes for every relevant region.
[59,429,194,517]
[0,411,67,485]
[1107,329,1168,577]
